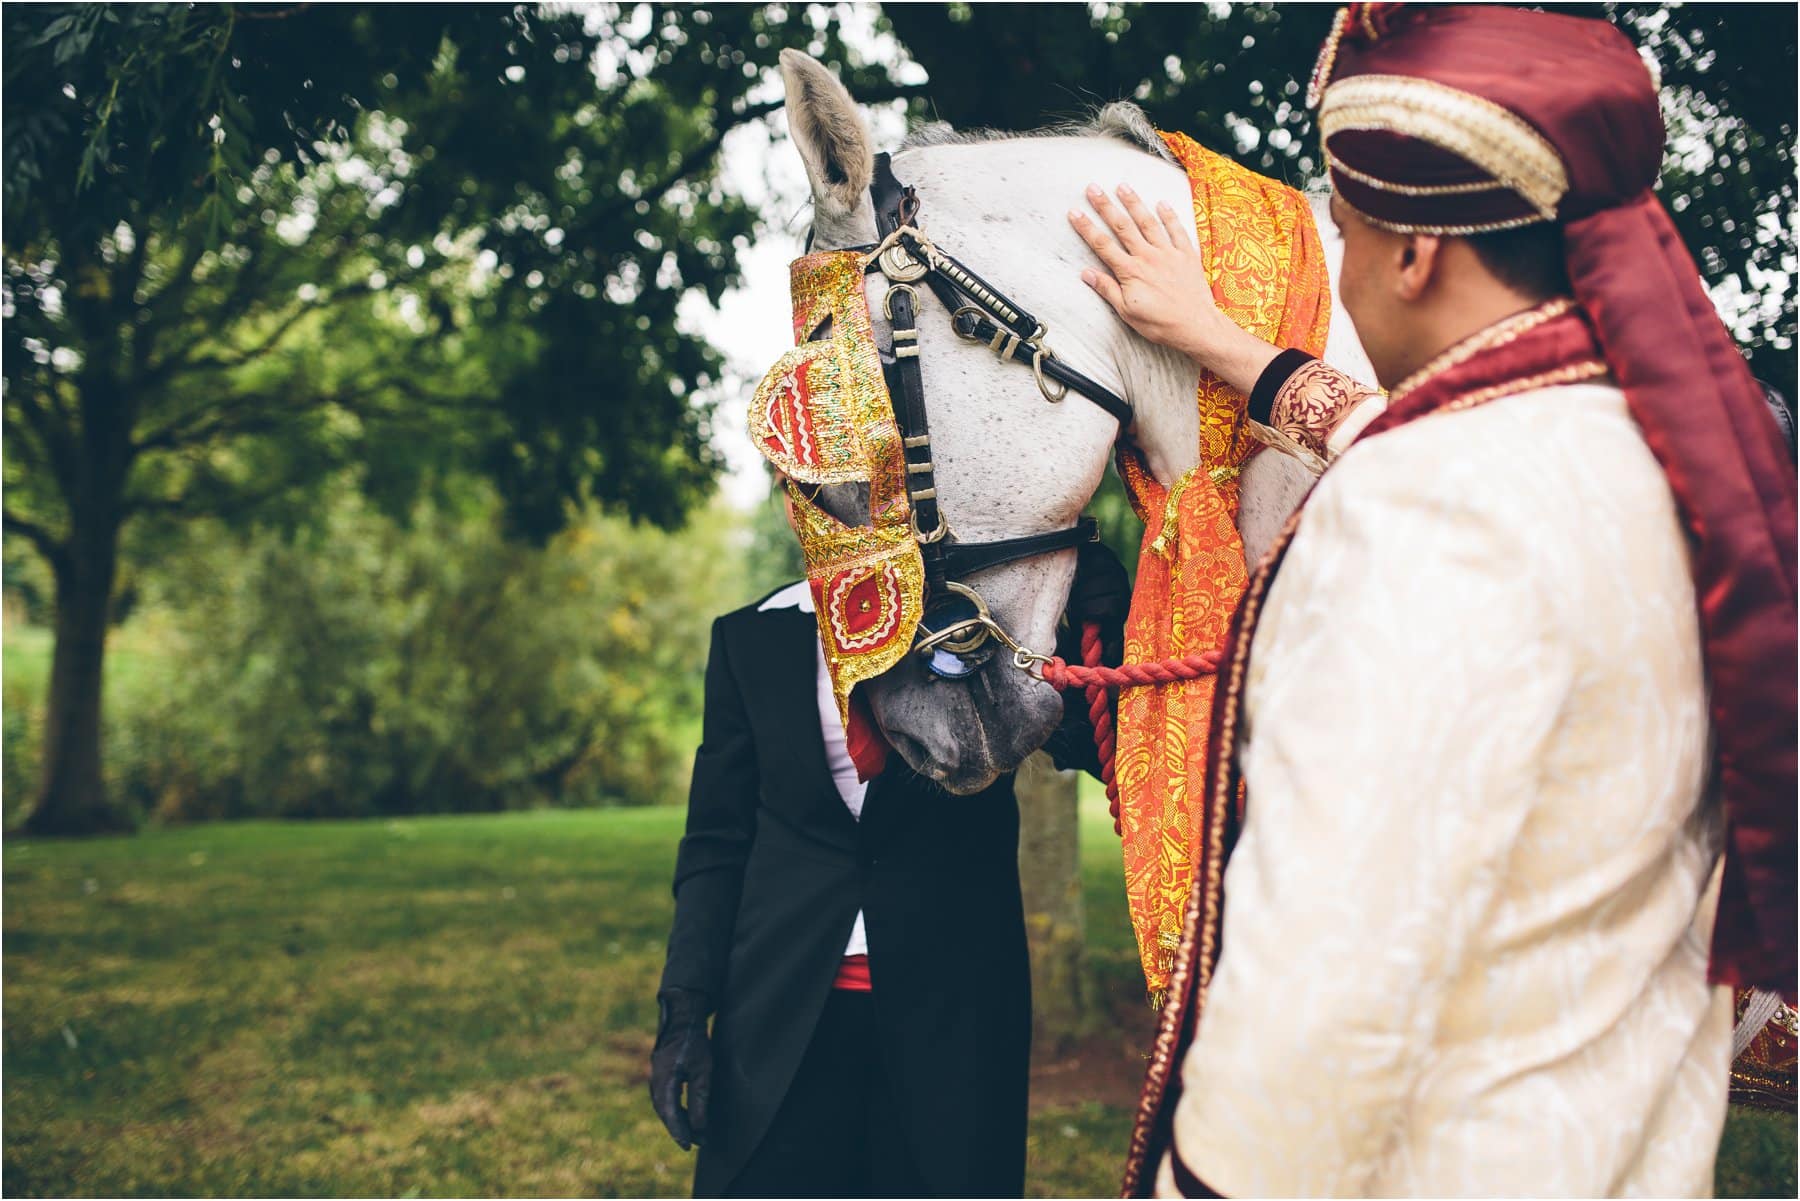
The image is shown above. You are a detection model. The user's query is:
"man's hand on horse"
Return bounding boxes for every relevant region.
[1069,184,1280,395]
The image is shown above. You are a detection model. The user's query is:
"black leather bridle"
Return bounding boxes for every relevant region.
[828,152,1134,678]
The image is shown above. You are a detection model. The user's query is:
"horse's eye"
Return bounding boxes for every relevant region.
[806,317,833,343]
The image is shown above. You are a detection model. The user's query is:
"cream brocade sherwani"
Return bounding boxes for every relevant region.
[1160,381,1734,1198]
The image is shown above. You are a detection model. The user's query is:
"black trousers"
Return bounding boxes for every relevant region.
[722,990,928,1199]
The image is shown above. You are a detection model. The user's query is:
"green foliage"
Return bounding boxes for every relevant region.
[2,3,924,544]
[5,486,753,824]
[2,2,924,826]
[2,619,168,833]
[2,624,52,825]
[1606,3,1799,398]
[741,477,808,600]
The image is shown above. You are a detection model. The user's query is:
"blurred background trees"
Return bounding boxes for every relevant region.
[4,1,1792,833]
[2,2,894,830]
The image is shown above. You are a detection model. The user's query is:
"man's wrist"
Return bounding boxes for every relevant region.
[657,986,713,1024]
[1179,312,1282,396]
[1171,309,1233,366]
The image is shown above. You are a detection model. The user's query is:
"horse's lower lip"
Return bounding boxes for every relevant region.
[883,728,1005,794]
[880,727,947,781]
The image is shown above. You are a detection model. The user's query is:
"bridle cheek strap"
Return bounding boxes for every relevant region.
[940,518,1099,579]
[859,152,1130,669]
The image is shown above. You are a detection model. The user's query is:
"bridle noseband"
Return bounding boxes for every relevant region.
[832,152,1134,679]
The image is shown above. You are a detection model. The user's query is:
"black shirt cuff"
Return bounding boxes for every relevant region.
[1248,348,1316,426]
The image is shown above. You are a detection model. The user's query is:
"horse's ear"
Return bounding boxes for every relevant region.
[779,49,874,219]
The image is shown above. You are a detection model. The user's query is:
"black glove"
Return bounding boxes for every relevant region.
[649,988,713,1150]
[1044,539,1130,778]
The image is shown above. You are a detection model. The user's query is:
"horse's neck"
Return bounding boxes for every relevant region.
[892,139,1360,565]
[1103,191,1368,554]
[895,137,1204,487]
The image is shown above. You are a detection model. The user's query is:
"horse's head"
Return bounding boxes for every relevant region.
[770,52,1372,793]
[776,51,1168,792]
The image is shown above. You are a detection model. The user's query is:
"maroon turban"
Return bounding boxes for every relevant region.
[1314,4,1797,997]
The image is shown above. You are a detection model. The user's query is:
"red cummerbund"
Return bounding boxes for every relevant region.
[833,954,872,992]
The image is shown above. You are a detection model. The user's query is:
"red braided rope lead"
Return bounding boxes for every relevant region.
[1041,646,1224,690]
[1042,623,1223,837]
[1079,623,1123,834]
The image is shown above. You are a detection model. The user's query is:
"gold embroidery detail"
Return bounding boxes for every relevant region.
[1320,74,1570,219]
[1272,358,1382,461]
[1326,149,1512,197]
[1245,418,1329,476]
[1334,190,1553,238]
[1390,298,1578,403]
[1435,360,1609,414]
[1306,7,1353,110]
[750,251,928,724]
[1114,131,1334,1012]
[1148,465,1203,559]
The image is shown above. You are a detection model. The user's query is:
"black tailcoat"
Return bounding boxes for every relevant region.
[659,594,1031,1198]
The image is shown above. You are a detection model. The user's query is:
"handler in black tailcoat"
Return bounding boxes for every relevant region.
[653,581,1029,1198]
[650,536,1121,1198]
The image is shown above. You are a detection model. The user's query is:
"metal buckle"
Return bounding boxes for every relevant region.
[1030,340,1068,403]
[861,226,933,278]
[911,582,998,658]
[910,582,1055,677]
[883,282,920,322]
[1022,324,1068,403]
[878,243,929,284]
[950,305,988,342]
[910,508,949,545]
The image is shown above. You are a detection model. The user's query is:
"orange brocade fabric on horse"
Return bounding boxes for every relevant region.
[1114,132,1331,1001]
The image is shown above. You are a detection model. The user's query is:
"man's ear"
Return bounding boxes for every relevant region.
[1395,234,1442,302]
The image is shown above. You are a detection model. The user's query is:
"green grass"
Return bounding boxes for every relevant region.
[4,796,1792,1197]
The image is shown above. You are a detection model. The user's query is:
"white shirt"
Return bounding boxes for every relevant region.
[759,580,870,957]
[1161,383,1731,1197]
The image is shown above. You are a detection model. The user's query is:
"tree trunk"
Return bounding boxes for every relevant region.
[24,477,128,837]
[1017,751,1086,1051]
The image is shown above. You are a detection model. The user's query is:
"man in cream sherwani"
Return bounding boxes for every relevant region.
[1070,5,1797,1196]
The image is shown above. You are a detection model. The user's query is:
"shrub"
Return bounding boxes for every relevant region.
[5,484,753,823]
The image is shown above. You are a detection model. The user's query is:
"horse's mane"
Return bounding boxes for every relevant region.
[899,101,1179,165]
[899,104,1333,202]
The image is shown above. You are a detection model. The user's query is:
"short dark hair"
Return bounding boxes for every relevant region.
[1463,221,1571,301]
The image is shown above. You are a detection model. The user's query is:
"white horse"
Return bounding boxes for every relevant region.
[777,50,1375,793]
